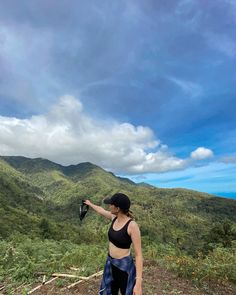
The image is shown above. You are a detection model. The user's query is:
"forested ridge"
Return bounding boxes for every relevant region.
[0,156,235,294]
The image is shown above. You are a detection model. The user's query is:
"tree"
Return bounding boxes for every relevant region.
[206,220,236,248]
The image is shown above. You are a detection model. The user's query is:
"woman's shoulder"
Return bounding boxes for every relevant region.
[129,219,138,227]
[127,219,139,234]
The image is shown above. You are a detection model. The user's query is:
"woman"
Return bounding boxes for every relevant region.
[84,193,142,295]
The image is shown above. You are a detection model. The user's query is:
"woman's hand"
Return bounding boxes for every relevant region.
[133,282,142,295]
[84,199,92,206]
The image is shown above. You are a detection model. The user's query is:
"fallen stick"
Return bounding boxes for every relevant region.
[27,277,58,294]
[52,273,80,278]
[67,270,103,289]
[44,277,58,285]
[66,279,84,289]
[27,284,43,294]
[86,270,103,280]
[52,272,102,280]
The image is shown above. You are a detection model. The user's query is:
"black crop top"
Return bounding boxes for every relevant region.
[108,217,133,249]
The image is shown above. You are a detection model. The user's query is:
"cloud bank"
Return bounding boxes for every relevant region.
[0,95,213,174]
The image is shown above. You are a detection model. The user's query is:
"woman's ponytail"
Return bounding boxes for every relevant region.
[126,210,134,219]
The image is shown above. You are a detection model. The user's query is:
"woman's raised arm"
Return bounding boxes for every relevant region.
[84,200,114,220]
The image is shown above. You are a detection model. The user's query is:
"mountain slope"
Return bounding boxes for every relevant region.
[0,158,45,209]
[0,158,82,240]
[0,159,45,238]
[0,155,236,253]
[0,156,136,204]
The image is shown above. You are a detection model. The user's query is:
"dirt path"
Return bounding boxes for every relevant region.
[12,261,236,295]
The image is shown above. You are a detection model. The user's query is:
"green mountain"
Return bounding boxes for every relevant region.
[0,155,236,252]
[0,158,45,239]
[0,156,136,203]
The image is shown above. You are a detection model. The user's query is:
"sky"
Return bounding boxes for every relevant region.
[0,0,236,199]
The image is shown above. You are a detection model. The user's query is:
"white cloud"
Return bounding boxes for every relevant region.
[127,150,187,173]
[0,95,212,174]
[190,147,214,160]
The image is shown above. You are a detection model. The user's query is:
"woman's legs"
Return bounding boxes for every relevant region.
[111,279,119,295]
[111,264,128,295]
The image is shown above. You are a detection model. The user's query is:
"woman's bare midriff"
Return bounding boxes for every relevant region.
[109,242,130,259]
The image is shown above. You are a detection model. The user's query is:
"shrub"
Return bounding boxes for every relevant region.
[162,245,236,284]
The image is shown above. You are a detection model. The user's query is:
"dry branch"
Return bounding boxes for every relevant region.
[52,273,80,278]
[27,284,43,294]
[44,277,58,285]
[67,270,103,289]
[27,269,103,293]
[66,279,84,289]
[27,277,58,294]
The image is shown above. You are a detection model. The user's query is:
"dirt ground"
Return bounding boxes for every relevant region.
[5,261,236,295]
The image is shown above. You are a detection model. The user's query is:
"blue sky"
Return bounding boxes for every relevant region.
[0,0,236,199]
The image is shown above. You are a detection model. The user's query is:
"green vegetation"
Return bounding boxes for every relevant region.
[0,235,106,292]
[162,245,236,284]
[0,156,236,293]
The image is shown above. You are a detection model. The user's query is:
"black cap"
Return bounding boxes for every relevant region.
[104,193,131,212]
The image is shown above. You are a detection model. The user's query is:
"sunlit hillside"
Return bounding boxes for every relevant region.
[0,156,236,294]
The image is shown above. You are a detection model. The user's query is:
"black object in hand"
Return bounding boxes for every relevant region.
[79,200,89,221]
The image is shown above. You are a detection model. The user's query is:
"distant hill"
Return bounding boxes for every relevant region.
[0,155,236,254]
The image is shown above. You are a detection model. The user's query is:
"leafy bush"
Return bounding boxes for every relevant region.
[162,245,236,284]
